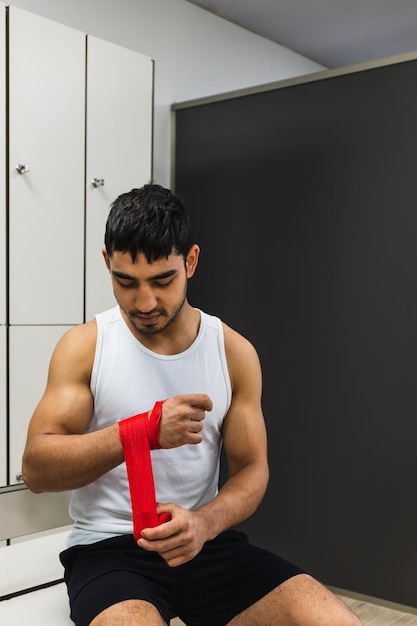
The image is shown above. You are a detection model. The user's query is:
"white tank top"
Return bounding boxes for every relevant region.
[67,306,232,546]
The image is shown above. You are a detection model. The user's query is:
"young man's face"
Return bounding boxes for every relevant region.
[102,245,199,336]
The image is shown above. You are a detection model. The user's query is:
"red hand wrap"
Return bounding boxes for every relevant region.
[119,400,170,540]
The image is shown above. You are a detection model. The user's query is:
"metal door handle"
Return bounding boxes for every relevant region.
[16,163,30,175]
[92,178,105,187]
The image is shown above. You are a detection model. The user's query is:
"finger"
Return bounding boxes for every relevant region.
[189,412,205,425]
[181,394,213,411]
[189,419,203,433]
[188,433,203,445]
[141,522,172,541]
[197,395,213,411]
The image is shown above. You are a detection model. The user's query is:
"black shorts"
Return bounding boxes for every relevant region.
[60,529,305,626]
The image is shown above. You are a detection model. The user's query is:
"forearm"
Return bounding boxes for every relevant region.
[22,394,212,494]
[22,423,124,493]
[196,460,269,541]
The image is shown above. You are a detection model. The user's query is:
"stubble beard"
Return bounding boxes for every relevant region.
[119,284,188,336]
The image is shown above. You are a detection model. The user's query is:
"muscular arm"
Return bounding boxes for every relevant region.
[22,321,211,494]
[21,321,124,493]
[195,323,269,538]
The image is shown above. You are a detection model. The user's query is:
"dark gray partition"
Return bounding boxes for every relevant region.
[172,56,417,608]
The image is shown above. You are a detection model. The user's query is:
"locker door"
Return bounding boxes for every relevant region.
[8,325,73,485]
[85,36,153,321]
[0,5,6,488]
[0,326,6,487]
[8,7,85,325]
[0,4,5,326]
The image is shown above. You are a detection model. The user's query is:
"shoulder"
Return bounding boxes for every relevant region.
[56,318,97,350]
[49,319,97,381]
[222,322,261,389]
[222,321,259,360]
[200,310,257,359]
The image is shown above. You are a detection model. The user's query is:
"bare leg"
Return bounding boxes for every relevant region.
[227,573,363,626]
[90,599,167,626]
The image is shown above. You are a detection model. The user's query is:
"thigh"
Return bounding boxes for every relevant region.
[227,574,362,626]
[60,535,174,626]
[174,530,305,626]
[90,599,167,626]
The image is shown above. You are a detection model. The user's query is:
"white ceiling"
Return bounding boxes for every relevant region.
[186,0,417,69]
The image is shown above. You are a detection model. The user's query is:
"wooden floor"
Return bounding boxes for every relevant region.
[170,593,417,625]
[338,594,417,626]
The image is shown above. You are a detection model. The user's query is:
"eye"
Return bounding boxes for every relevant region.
[154,278,174,288]
[116,278,137,289]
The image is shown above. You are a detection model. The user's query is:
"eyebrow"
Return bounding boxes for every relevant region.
[111,269,178,281]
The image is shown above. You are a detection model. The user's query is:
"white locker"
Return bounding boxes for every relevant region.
[2,6,154,496]
[0,326,6,486]
[8,325,73,485]
[85,36,153,321]
[0,3,5,326]
[0,4,6,489]
[8,7,85,325]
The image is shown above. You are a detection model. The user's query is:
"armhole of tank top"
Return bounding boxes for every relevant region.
[217,318,233,411]
[90,314,103,396]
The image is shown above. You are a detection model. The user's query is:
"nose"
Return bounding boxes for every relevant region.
[135,286,157,313]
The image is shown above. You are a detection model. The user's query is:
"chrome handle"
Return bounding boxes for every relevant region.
[16,163,30,175]
[16,471,23,482]
[92,178,105,188]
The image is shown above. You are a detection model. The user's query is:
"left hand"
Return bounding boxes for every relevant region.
[137,502,208,567]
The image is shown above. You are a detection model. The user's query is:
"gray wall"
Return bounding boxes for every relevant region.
[173,56,417,608]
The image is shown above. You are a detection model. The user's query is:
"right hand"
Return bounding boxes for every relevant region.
[158,394,212,448]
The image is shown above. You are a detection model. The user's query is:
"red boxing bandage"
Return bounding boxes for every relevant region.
[119,400,170,540]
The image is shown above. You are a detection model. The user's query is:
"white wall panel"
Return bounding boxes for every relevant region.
[0,3,5,326]
[0,326,6,486]
[85,36,153,320]
[8,7,85,325]
[8,325,73,485]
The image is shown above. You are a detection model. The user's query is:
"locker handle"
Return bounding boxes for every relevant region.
[92,178,105,188]
[16,163,30,175]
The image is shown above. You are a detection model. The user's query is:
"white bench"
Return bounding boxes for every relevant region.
[0,529,73,625]
[0,485,74,624]
[0,485,184,625]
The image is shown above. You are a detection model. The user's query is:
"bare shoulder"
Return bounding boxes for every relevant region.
[222,321,259,360]
[49,319,97,382]
[222,322,261,389]
[54,318,97,354]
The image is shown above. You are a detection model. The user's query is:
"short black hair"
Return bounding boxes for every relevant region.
[104,184,193,262]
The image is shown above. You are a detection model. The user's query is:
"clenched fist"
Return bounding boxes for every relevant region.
[158,394,212,448]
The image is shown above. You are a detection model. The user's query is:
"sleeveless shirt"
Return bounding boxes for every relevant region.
[66,305,232,547]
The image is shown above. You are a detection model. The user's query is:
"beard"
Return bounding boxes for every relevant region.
[117,282,188,336]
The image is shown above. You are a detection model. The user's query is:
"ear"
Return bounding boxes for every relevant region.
[185,244,200,278]
[102,247,111,272]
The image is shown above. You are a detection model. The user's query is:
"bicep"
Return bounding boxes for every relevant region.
[26,325,95,439]
[28,381,93,438]
[222,329,268,477]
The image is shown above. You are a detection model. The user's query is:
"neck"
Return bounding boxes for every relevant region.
[123,304,201,355]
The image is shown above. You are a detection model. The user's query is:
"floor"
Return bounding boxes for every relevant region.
[335,594,417,626]
[170,594,417,625]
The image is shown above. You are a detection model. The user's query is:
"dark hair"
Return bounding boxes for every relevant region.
[104,184,193,262]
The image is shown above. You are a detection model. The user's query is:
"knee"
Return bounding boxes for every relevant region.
[329,603,362,626]
[284,574,363,626]
[345,613,363,626]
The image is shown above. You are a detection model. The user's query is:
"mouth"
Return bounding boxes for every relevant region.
[133,313,161,326]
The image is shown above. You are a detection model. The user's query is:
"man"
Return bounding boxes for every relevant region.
[22,184,361,626]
